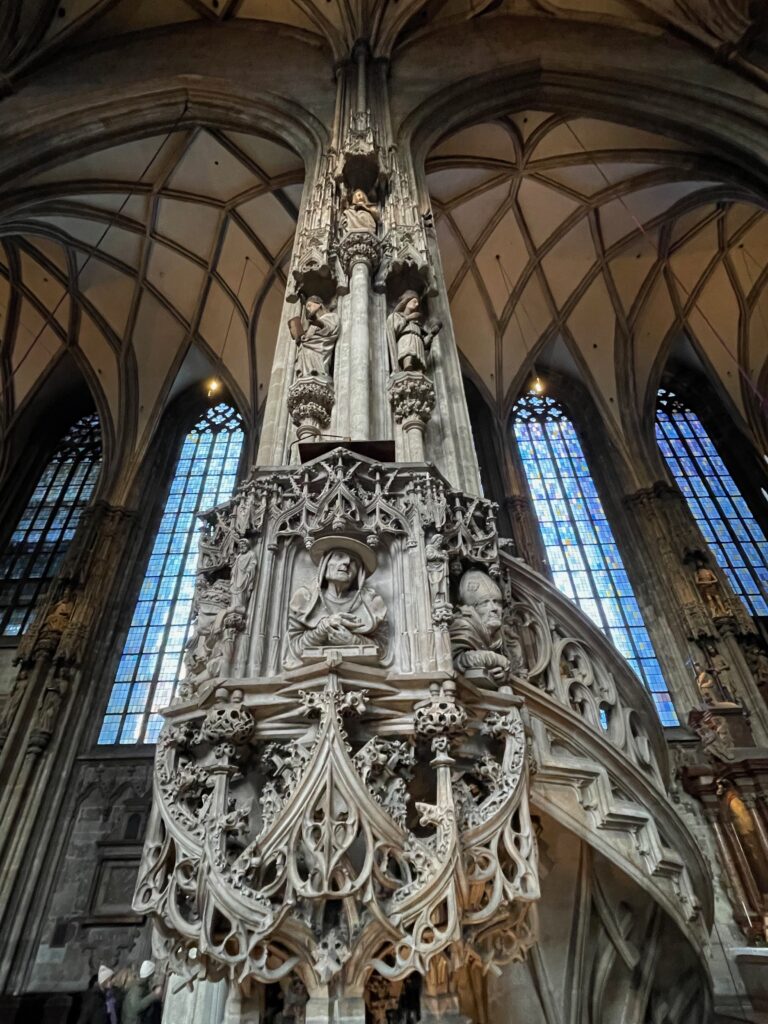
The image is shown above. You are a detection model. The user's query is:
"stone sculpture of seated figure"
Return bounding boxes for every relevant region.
[449,570,510,686]
[285,538,387,666]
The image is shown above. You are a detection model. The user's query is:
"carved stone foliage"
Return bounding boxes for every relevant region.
[134,450,543,1001]
[134,448,699,1011]
[286,375,335,439]
[490,559,668,784]
[387,370,435,425]
[337,230,382,274]
[134,671,538,993]
[180,449,502,687]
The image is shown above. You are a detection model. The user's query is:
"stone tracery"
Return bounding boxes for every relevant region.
[1,5,767,1024]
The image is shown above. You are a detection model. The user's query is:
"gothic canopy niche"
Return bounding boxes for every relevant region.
[0,127,303,459]
[426,113,768,434]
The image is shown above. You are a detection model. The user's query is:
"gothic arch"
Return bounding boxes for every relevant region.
[402,49,768,192]
[0,350,111,524]
[0,88,311,503]
[411,73,768,483]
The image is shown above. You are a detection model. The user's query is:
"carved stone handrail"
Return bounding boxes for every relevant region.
[501,551,670,788]
[524,682,713,946]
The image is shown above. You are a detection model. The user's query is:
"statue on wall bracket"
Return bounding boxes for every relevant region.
[386,290,441,373]
[287,294,340,440]
[340,188,380,237]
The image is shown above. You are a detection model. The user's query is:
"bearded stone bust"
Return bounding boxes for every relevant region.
[449,570,510,685]
[284,538,387,667]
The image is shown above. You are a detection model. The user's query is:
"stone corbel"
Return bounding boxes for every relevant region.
[387,370,435,461]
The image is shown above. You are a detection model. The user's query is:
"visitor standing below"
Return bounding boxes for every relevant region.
[76,965,121,1024]
[121,960,162,1024]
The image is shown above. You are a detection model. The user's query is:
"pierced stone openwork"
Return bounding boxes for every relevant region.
[134,449,539,1004]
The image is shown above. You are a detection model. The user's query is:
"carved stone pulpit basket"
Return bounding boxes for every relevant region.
[134,448,540,1022]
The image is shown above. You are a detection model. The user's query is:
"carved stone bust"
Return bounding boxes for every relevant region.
[284,538,387,667]
[449,570,510,685]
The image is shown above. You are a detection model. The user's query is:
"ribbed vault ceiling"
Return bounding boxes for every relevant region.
[0,126,303,455]
[1,0,764,67]
[427,113,768,432]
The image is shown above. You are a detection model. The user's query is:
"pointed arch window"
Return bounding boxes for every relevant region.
[656,388,768,619]
[512,392,678,726]
[0,413,102,638]
[98,403,244,745]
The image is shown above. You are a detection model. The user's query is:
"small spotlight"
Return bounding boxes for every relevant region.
[206,378,221,397]
[531,374,545,395]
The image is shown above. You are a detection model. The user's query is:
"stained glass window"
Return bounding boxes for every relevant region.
[512,392,678,726]
[98,403,244,745]
[656,388,768,619]
[0,413,102,638]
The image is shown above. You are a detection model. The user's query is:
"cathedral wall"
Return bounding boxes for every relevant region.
[0,7,767,1022]
[26,757,153,994]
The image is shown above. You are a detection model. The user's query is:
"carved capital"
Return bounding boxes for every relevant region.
[337,230,381,273]
[387,370,435,425]
[287,374,335,438]
[414,697,467,738]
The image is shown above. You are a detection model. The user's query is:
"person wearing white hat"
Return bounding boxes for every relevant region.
[76,964,121,1024]
[121,959,162,1024]
[97,966,114,986]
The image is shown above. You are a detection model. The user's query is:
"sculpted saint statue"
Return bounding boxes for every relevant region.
[449,570,510,685]
[46,590,75,635]
[285,538,387,667]
[386,291,441,373]
[229,538,257,613]
[35,674,69,736]
[694,559,729,618]
[290,296,340,380]
[694,660,739,709]
[747,643,768,691]
[340,188,379,236]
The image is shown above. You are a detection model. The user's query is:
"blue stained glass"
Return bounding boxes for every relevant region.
[0,415,101,637]
[580,598,601,625]
[128,683,150,711]
[513,391,678,725]
[124,627,145,654]
[565,547,585,572]
[107,684,129,714]
[656,389,768,621]
[97,717,120,744]
[99,403,244,746]
[592,571,613,594]
[145,715,164,743]
[576,520,597,546]
[120,715,143,743]
[583,545,605,571]
[547,546,567,571]
[116,655,138,681]
[540,523,559,545]
[553,571,574,597]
